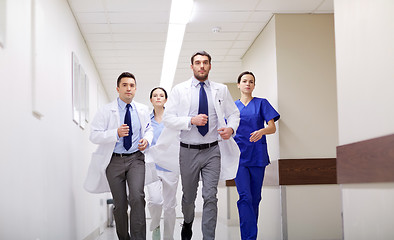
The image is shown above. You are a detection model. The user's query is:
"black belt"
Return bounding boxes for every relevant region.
[112,151,140,158]
[180,141,218,150]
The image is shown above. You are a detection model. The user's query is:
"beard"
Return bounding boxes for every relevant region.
[194,72,208,81]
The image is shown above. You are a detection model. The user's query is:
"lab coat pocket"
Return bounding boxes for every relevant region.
[216,97,226,126]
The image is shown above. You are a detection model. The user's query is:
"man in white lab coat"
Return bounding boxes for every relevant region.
[84,72,153,240]
[163,51,240,240]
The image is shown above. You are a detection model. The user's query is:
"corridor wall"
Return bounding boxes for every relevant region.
[334,0,394,239]
[0,0,109,239]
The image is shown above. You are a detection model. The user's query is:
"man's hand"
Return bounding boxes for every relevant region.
[191,114,208,126]
[118,124,130,137]
[138,138,148,151]
[218,127,234,140]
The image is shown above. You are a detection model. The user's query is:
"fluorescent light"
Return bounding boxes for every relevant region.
[160,0,194,91]
[170,0,194,24]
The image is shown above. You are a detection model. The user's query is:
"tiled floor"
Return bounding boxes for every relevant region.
[96,217,241,240]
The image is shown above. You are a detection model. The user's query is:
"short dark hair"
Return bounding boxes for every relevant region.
[150,87,168,99]
[191,51,212,64]
[237,71,256,84]
[117,72,136,87]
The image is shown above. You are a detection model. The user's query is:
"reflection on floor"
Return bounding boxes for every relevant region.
[96,217,241,240]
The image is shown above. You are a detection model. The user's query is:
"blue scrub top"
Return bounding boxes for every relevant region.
[150,112,164,147]
[234,97,280,167]
[150,112,171,172]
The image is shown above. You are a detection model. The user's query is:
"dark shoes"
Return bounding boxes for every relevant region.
[181,220,193,240]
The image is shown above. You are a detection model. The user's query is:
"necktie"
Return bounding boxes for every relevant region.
[198,82,209,136]
[123,104,133,150]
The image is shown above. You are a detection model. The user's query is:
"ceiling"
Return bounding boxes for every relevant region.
[67,0,333,106]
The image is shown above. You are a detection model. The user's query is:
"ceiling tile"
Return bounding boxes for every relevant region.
[84,33,113,42]
[110,23,168,33]
[227,48,248,56]
[184,32,239,41]
[256,0,324,12]
[182,40,234,49]
[249,11,273,22]
[68,0,105,12]
[107,11,169,24]
[187,22,245,33]
[112,42,165,50]
[232,40,254,48]
[75,12,107,24]
[237,32,260,41]
[79,23,111,34]
[242,22,266,32]
[111,33,167,42]
[193,0,261,11]
[68,0,334,106]
[102,0,171,12]
[191,11,252,23]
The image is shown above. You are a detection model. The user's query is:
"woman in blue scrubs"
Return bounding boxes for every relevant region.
[234,71,280,240]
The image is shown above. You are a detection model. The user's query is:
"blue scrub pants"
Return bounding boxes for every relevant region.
[235,165,266,240]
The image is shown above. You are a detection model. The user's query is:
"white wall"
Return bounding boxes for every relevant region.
[334,0,394,146]
[275,14,341,240]
[284,185,342,240]
[334,0,394,239]
[275,14,338,159]
[0,0,109,239]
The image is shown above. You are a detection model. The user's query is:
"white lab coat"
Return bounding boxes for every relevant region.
[84,99,154,193]
[162,78,241,180]
[144,127,180,174]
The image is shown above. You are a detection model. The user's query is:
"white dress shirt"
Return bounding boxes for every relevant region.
[180,77,218,144]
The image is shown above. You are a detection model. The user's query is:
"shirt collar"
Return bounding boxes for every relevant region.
[117,98,133,110]
[192,76,210,88]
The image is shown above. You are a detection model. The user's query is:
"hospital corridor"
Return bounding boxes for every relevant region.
[1,0,393,240]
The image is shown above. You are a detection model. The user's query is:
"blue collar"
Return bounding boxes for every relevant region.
[192,76,210,88]
[117,98,133,110]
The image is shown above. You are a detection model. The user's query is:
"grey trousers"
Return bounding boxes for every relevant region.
[179,145,221,240]
[106,151,146,240]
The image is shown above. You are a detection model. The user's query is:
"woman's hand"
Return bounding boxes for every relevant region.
[249,129,263,142]
[249,119,276,142]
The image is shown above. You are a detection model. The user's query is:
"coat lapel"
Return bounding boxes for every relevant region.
[110,100,120,128]
[182,79,193,115]
[210,82,226,127]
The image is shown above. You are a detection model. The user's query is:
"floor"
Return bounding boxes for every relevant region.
[96,217,241,240]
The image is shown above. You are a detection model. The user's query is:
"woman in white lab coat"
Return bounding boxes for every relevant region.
[145,87,179,240]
